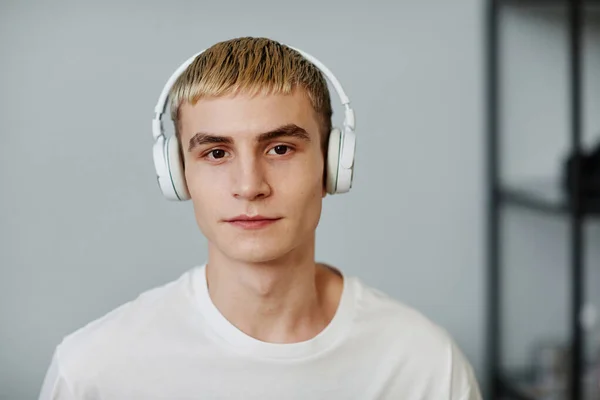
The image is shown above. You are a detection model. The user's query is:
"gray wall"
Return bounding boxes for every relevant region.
[2,0,485,398]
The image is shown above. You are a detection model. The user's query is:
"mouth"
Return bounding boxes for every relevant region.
[224,215,282,230]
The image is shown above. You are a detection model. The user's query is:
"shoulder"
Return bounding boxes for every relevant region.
[348,276,481,399]
[350,275,453,346]
[49,267,197,387]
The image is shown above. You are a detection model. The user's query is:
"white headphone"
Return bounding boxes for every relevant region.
[151,45,356,201]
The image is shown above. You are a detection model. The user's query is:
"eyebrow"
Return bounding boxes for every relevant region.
[187,123,311,152]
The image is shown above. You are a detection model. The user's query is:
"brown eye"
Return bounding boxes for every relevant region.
[209,149,227,159]
[269,145,290,155]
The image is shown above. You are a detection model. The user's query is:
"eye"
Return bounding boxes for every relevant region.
[205,149,229,160]
[267,145,291,156]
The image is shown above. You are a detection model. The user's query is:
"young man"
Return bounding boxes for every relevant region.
[39,37,482,399]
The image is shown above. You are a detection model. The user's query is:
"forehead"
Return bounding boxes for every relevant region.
[177,90,320,141]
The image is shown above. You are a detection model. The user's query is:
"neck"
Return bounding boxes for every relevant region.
[205,236,339,344]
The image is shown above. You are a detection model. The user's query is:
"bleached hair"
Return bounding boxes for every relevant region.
[168,36,333,152]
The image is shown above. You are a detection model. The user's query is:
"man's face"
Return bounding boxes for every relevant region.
[178,89,326,263]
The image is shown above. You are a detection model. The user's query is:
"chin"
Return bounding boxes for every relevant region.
[221,239,291,264]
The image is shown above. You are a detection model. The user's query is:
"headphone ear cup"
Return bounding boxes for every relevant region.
[333,127,355,194]
[326,128,342,194]
[165,136,191,201]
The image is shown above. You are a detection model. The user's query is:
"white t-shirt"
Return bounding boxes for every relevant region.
[39,265,482,400]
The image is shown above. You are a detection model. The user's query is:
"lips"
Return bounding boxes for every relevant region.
[225,215,282,230]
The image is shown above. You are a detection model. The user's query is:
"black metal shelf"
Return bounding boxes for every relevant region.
[500,179,600,216]
[499,0,600,5]
[498,371,538,400]
[486,0,597,398]
[498,368,599,399]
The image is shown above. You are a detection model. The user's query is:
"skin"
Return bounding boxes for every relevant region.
[178,88,344,344]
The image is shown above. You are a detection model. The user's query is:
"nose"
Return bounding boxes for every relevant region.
[231,156,271,201]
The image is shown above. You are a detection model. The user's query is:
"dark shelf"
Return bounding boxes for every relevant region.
[499,179,600,216]
[499,368,572,399]
[498,372,538,400]
[499,0,600,5]
[499,369,600,400]
[497,0,600,14]
[487,0,597,397]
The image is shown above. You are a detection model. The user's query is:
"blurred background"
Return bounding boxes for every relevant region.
[0,0,599,399]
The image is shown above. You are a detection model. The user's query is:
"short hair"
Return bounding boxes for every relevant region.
[168,36,333,154]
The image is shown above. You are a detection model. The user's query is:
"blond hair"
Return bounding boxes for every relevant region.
[168,37,333,153]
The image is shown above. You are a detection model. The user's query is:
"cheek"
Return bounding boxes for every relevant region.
[275,159,324,204]
[185,161,229,192]
[185,167,228,217]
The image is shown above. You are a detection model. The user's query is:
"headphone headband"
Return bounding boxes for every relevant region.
[152,46,355,141]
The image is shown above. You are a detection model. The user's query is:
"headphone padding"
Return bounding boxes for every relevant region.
[165,136,190,201]
[326,128,342,194]
[333,127,355,193]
